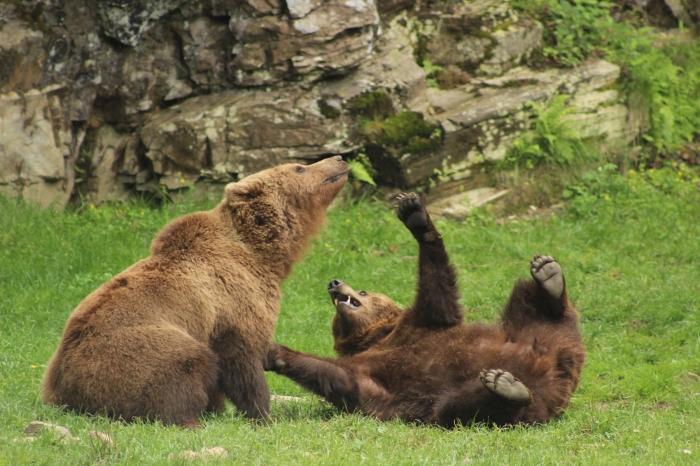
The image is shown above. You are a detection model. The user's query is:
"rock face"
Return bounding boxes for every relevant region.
[135,87,359,189]
[0,89,83,208]
[0,0,633,208]
[408,60,628,186]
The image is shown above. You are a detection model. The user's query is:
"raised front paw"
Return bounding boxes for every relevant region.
[396,193,428,231]
[479,369,532,406]
[264,342,286,372]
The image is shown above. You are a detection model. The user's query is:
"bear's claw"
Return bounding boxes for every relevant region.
[530,255,564,300]
[480,369,532,406]
[395,193,428,231]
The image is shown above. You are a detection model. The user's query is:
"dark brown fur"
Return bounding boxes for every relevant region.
[42,157,348,427]
[266,194,585,427]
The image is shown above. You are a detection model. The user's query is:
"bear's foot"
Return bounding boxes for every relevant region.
[530,255,564,300]
[479,369,532,406]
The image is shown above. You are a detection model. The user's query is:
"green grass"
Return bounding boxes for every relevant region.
[1,177,700,464]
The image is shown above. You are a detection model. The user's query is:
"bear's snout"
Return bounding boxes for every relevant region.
[328,279,344,290]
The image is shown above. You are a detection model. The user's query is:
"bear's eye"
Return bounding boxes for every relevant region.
[359,291,367,296]
[295,165,306,173]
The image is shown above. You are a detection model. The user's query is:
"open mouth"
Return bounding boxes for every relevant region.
[323,170,349,185]
[331,292,362,310]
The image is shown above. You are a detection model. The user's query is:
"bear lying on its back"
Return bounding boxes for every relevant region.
[42,157,348,427]
[266,193,585,427]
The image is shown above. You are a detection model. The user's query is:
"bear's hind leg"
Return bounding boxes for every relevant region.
[138,328,220,428]
[502,255,570,327]
[45,325,219,428]
[433,378,527,428]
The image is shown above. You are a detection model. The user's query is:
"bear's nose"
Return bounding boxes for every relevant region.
[334,155,343,161]
[328,279,343,290]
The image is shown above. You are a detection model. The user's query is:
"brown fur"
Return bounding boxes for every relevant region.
[266,194,586,427]
[42,157,348,427]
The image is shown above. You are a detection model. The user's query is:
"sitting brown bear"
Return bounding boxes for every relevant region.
[42,156,348,427]
[266,193,585,427]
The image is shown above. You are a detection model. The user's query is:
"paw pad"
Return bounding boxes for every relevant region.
[479,369,531,406]
[530,255,564,300]
[395,193,427,230]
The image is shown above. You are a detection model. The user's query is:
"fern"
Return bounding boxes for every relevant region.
[347,160,377,186]
[501,95,586,170]
[530,95,585,165]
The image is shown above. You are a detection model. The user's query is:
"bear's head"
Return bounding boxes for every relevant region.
[328,280,403,356]
[222,156,348,278]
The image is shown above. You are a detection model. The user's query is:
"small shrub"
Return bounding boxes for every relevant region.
[540,0,616,66]
[501,95,586,170]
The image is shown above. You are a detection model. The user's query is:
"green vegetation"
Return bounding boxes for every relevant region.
[360,111,441,155]
[348,91,442,154]
[347,152,377,187]
[2,169,700,463]
[501,95,587,170]
[348,91,394,121]
[495,1,700,212]
[421,60,444,88]
[537,0,616,67]
[317,99,341,119]
[515,0,700,155]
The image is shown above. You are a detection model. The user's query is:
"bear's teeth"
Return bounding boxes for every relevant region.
[334,298,339,305]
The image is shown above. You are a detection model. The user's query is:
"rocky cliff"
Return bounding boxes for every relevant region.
[0,0,637,208]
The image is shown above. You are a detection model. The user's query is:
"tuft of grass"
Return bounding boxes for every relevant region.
[1,179,700,463]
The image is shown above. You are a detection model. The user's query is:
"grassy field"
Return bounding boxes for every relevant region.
[1,170,699,465]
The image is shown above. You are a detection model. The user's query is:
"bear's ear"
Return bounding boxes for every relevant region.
[225,178,263,202]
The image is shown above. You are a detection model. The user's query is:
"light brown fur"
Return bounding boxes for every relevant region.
[42,157,348,427]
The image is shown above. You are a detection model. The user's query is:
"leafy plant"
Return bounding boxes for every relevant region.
[421,60,444,88]
[347,152,377,187]
[540,0,615,66]
[502,95,586,170]
[616,35,700,153]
